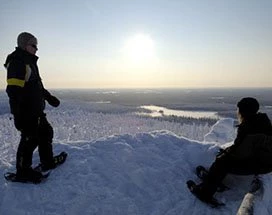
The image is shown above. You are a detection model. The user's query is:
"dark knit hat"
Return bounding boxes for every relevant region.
[237,97,259,117]
[17,32,37,49]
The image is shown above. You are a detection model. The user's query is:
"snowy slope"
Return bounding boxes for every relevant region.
[0,109,272,215]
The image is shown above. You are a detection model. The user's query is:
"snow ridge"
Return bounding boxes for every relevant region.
[0,112,272,215]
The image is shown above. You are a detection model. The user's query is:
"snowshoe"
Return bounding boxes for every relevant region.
[4,169,50,184]
[34,151,68,172]
[187,180,225,208]
[196,165,230,192]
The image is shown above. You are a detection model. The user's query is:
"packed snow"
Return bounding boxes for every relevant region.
[0,102,272,215]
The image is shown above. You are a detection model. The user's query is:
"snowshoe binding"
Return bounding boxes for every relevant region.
[34,151,68,172]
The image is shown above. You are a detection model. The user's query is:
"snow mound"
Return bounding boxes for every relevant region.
[0,116,272,214]
[204,118,236,146]
[0,131,214,215]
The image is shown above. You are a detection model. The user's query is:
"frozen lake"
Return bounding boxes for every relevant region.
[139,105,219,119]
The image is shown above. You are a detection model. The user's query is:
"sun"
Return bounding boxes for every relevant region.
[123,34,155,63]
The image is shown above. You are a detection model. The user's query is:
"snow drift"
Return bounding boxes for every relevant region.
[0,110,272,215]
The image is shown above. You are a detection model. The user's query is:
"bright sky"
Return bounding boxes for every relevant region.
[0,0,272,89]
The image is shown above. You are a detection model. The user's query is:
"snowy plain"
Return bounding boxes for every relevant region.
[0,95,272,215]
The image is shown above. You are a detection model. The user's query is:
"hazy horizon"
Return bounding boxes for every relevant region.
[1,86,272,90]
[1,87,272,119]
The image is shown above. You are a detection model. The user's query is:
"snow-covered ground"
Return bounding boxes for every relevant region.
[0,102,272,215]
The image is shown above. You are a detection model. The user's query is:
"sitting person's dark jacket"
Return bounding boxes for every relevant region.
[194,97,272,201]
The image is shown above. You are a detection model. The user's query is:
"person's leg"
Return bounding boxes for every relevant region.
[197,154,230,199]
[197,156,267,200]
[37,114,54,166]
[37,115,67,171]
[197,138,256,198]
[16,118,38,174]
[16,132,38,171]
[229,159,272,175]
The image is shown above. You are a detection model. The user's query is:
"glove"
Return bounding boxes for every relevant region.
[216,148,225,156]
[216,147,231,159]
[46,95,60,107]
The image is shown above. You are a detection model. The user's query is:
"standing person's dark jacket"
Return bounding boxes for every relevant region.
[4,48,59,129]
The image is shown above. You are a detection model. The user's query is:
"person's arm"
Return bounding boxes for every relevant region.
[6,60,27,130]
[6,60,26,115]
[43,88,60,107]
[216,124,247,158]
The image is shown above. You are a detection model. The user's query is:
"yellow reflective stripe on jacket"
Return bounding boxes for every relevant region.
[7,78,25,87]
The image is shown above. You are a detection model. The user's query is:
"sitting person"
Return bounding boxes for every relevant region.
[190,97,272,202]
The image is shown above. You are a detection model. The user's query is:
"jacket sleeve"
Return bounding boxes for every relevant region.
[6,60,27,115]
[262,114,272,135]
[220,124,248,156]
[43,88,60,107]
[43,88,52,100]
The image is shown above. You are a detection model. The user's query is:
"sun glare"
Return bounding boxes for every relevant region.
[123,34,155,62]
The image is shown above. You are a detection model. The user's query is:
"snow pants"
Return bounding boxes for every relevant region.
[16,114,54,171]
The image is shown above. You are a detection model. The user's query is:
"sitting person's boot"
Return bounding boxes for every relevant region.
[187,180,225,207]
[41,152,67,171]
[187,181,214,202]
[196,166,229,192]
[196,166,209,180]
[16,168,43,183]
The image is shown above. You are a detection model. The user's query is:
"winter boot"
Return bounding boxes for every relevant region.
[41,151,68,171]
[196,165,229,192]
[187,180,213,202]
[196,165,209,180]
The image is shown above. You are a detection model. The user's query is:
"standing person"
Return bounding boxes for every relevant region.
[188,97,272,204]
[4,32,67,182]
